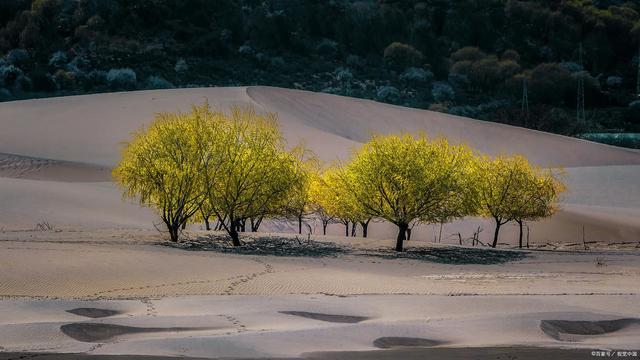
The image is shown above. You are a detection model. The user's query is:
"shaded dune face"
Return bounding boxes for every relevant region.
[65,308,121,318]
[60,323,212,342]
[540,318,640,341]
[372,337,444,349]
[0,153,111,182]
[279,311,369,323]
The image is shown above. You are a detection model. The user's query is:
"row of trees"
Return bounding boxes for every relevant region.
[115,104,565,251]
[313,136,565,252]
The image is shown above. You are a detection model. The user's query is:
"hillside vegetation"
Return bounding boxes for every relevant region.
[1,0,639,143]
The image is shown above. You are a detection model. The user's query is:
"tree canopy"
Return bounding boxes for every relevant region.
[343,134,476,251]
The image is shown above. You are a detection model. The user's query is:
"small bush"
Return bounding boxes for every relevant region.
[238,44,255,57]
[0,64,22,86]
[106,68,137,90]
[432,82,455,102]
[54,69,76,90]
[6,48,29,66]
[400,67,433,83]
[606,76,623,87]
[383,42,423,70]
[48,51,67,68]
[501,49,521,62]
[560,61,583,73]
[145,75,174,89]
[377,85,401,102]
[451,47,486,62]
[334,67,353,82]
[174,59,188,73]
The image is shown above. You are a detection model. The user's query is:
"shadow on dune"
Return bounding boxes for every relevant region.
[541,318,640,341]
[368,247,528,265]
[279,311,369,323]
[372,337,444,349]
[66,308,121,318]
[60,323,213,342]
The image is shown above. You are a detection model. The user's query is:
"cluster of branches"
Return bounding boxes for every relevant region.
[114,103,310,245]
[114,105,565,252]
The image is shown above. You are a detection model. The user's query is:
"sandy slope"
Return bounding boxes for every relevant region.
[0,86,638,241]
[0,231,639,358]
[1,86,639,358]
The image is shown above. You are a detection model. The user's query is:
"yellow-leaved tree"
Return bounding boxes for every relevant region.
[511,165,565,248]
[345,134,475,251]
[279,144,320,234]
[199,106,305,246]
[474,154,565,248]
[113,103,221,242]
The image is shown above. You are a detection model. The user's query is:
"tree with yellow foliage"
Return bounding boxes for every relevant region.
[473,154,564,248]
[309,167,355,237]
[511,166,565,248]
[113,103,219,242]
[198,106,304,246]
[345,134,475,251]
[280,145,320,234]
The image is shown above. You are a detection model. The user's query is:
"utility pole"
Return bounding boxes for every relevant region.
[522,77,529,126]
[576,43,586,127]
[522,78,529,113]
[636,45,640,97]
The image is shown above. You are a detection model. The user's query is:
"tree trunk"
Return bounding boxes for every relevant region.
[406,227,412,241]
[239,219,246,232]
[322,221,328,235]
[517,220,523,249]
[298,215,303,234]
[492,220,501,248]
[351,222,357,237]
[167,222,180,242]
[396,223,408,252]
[181,222,187,230]
[344,222,349,237]
[250,217,263,232]
[438,222,444,243]
[204,216,211,231]
[360,221,369,238]
[229,218,241,247]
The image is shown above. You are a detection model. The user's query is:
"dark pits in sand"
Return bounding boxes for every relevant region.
[373,337,443,349]
[61,323,209,342]
[279,311,369,323]
[66,308,120,318]
[540,318,640,341]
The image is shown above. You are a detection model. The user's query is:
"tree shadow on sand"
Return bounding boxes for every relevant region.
[167,234,350,258]
[166,234,527,265]
[367,247,528,265]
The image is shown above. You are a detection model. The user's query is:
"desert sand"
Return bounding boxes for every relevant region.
[0,87,639,358]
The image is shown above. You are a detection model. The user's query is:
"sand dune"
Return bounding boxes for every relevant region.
[0,86,639,244]
[1,87,639,359]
